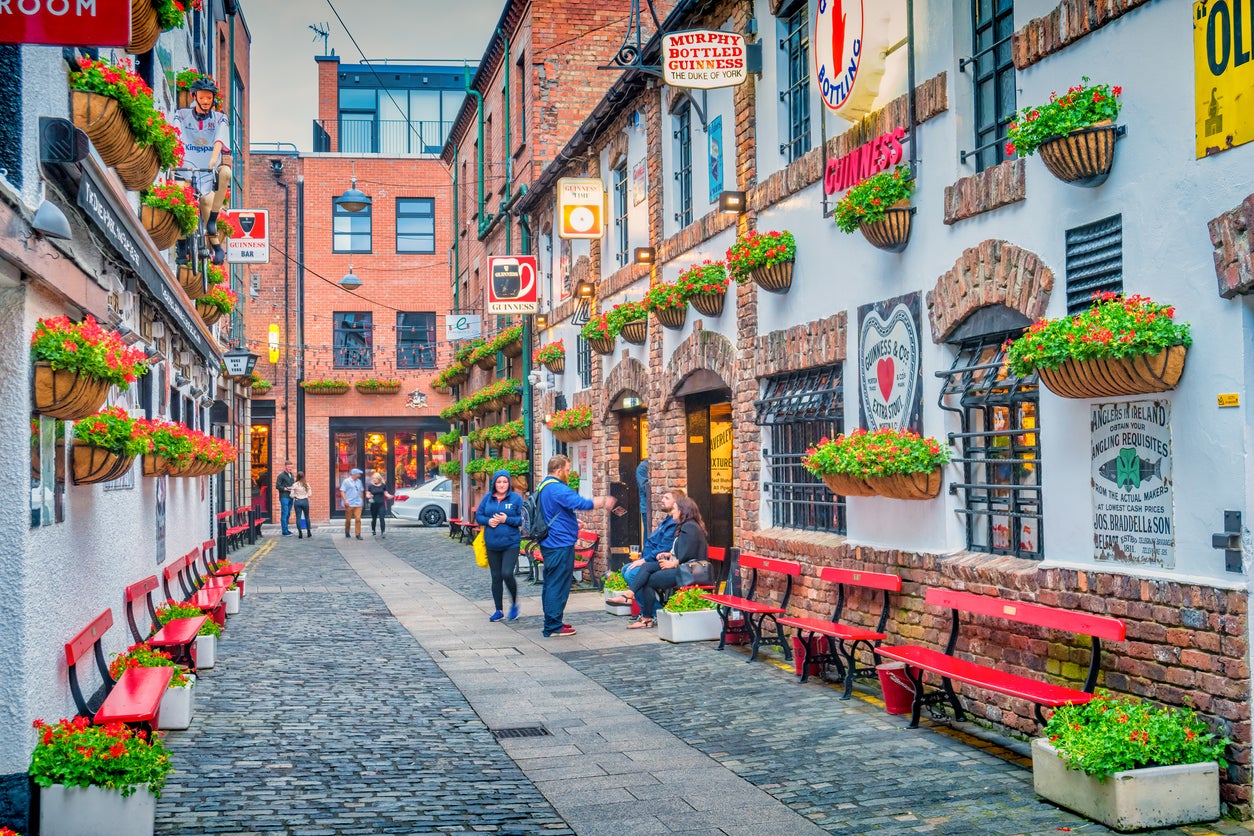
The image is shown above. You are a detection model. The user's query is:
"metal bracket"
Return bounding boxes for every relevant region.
[600,0,664,76]
[1211,510,1244,573]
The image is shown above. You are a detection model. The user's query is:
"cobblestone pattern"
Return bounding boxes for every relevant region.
[155,535,572,835]
[380,526,549,604]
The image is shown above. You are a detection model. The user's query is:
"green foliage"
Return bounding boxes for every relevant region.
[534,340,565,365]
[833,166,915,233]
[299,379,349,391]
[643,281,687,312]
[725,230,796,282]
[453,338,485,365]
[580,311,615,341]
[1043,691,1229,779]
[674,261,729,297]
[156,601,221,637]
[663,586,716,613]
[548,405,592,430]
[1006,293,1192,375]
[29,717,172,798]
[481,419,525,446]
[154,0,203,30]
[802,428,950,479]
[566,471,580,492]
[440,461,461,479]
[436,429,461,448]
[354,378,401,391]
[73,407,149,457]
[432,361,468,390]
[605,301,647,335]
[108,643,189,688]
[603,571,628,592]
[1006,78,1123,157]
[196,284,238,315]
[68,58,183,168]
[490,324,524,352]
[142,181,199,235]
[31,315,148,390]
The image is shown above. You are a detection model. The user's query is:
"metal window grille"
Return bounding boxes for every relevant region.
[333,312,374,368]
[396,198,436,254]
[397,312,436,369]
[963,0,1016,172]
[779,7,811,162]
[673,104,693,228]
[576,335,593,389]
[1065,215,1123,314]
[754,365,845,534]
[613,163,629,266]
[332,202,372,253]
[938,332,1042,560]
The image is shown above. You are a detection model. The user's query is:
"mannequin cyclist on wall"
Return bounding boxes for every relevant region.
[173,76,232,266]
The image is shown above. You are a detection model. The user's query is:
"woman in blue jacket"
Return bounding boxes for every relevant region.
[476,469,524,622]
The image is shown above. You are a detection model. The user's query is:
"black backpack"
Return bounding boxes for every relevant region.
[522,478,556,541]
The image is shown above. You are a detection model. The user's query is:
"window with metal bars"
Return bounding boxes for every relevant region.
[779,5,811,163]
[939,328,1042,560]
[1065,215,1123,314]
[613,162,629,266]
[962,0,1016,172]
[576,335,593,389]
[754,365,845,534]
[673,104,693,228]
[333,312,374,368]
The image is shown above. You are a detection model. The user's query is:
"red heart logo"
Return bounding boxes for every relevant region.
[877,357,895,401]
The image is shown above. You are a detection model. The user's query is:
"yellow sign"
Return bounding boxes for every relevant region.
[1194,1,1254,157]
[556,177,605,240]
[709,418,733,495]
[268,324,280,363]
[1218,392,1241,407]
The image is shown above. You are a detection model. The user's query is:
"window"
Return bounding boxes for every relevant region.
[397,312,436,369]
[1065,215,1123,314]
[333,202,371,253]
[231,71,245,203]
[515,51,527,146]
[780,5,811,162]
[755,366,845,533]
[612,162,629,266]
[333,312,374,368]
[396,198,435,253]
[673,104,693,228]
[939,324,1042,560]
[576,335,593,389]
[968,0,1016,172]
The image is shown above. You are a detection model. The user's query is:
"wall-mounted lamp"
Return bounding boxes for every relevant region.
[174,374,191,388]
[717,190,747,214]
[222,347,260,378]
[633,247,656,265]
[576,279,596,299]
[535,313,548,329]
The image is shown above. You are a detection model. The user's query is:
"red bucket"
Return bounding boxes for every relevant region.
[876,662,916,715]
[791,635,824,677]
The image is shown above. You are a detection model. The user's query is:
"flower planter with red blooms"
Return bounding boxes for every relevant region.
[109,643,195,730]
[535,340,566,374]
[1006,78,1123,187]
[71,407,147,485]
[195,285,237,327]
[140,180,199,251]
[136,419,194,478]
[431,360,468,393]
[29,717,171,836]
[676,261,730,317]
[548,405,593,442]
[31,315,148,420]
[802,428,950,500]
[581,312,618,354]
[492,324,525,358]
[644,281,688,330]
[1006,293,1191,399]
[69,58,184,191]
[300,379,350,395]
[834,166,915,252]
[606,300,648,344]
[355,378,403,395]
[727,229,796,293]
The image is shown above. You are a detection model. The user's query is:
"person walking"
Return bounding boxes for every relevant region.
[536,455,616,637]
[626,495,709,629]
[367,471,393,538]
[605,488,684,605]
[275,461,295,537]
[291,472,312,538]
[475,469,524,623]
[635,458,649,529]
[339,468,365,540]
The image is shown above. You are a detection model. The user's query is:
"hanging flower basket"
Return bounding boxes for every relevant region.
[689,291,725,317]
[499,334,523,358]
[588,336,616,355]
[859,204,913,253]
[654,305,687,330]
[114,142,160,192]
[619,320,647,345]
[676,262,730,316]
[178,265,203,296]
[447,368,469,387]
[644,281,689,331]
[552,426,593,443]
[503,436,529,453]
[355,379,403,395]
[864,469,943,500]
[535,340,566,374]
[72,440,135,485]
[750,260,794,293]
[1006,80,1123,188]
[1038,122,1119,187]
[301,380,349,395]
[835,167,915,253]
[196,301,222,326]
[1038,345,1187,399]
[543,356,565,374]
[70,90,134,168]
[804,429,950,502]
[33,362,111,421]
[141,453,172,478]
[430,380,450,394]
[128,0,161,53]
[821,472,876,497]
[139,204,181,251]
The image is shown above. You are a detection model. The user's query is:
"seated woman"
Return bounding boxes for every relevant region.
[625,495,709,630]
[605,488,684,606]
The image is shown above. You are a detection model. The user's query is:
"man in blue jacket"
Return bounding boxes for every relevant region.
[537,454,617,637]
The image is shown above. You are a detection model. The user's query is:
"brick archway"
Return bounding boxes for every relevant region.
[662,327,736,407]
[602,357,650,420]
[926,240,1055,342]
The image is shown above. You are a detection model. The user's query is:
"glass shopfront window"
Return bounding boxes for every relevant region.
[329,419,449,516]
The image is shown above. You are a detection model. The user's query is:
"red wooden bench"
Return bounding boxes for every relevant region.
[573,529,599,581]
[701,554,802,662]
[630,546,730,615]
[163,552,227,626]
[203,538,244,584]
[777,567,902,697]
[875,588,1127,729]
[224,506,251,549]
[66,610,172,731]
[123,575,208,671]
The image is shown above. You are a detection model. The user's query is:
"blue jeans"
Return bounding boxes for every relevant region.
[279,495,293,534]
[540,545,574,635]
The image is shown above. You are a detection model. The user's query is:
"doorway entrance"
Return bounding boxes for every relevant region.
[685,390,733,549]
[608,395,648,569]
[328,417,449,517]
[249,421,273,522]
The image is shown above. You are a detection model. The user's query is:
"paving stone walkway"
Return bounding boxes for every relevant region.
[153,522,1254,835]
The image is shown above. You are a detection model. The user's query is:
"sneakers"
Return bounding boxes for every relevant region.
[489,610,505,622]
[282,532,293,537]
[507,603,520,621]
[345,532,350,539]
[355,534,363,540]
[544,625,577,637]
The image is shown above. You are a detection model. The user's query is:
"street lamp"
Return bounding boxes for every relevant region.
[222,347,259,378]
[340,269,363,289]
[334,164,371,213]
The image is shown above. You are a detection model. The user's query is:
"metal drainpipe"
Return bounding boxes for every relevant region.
[275,171,291,460]
[518,210,533,480]
[501,31,512,206]
[451,145,460,313]
[464,65,487,236]
[295,173,306,473]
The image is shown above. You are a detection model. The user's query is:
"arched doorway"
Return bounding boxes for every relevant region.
[608,390,647,569]
[675,370,733,549]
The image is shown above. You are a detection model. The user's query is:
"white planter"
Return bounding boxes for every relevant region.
[40,784,156,836]
[603,588,633,616]
[158,676,195,730]
[657,608,722,642]
[195,633,216,669]
[236,571,247,598]
[1032,739,1220,831]
[223,587,240,615]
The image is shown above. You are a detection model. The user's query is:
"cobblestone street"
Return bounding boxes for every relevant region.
[153,525,1254,835]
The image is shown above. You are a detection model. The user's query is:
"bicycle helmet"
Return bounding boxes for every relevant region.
[189,77,218,95]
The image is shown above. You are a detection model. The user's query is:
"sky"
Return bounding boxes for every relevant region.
[244,0,504,150]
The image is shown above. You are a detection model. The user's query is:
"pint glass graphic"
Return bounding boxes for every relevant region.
[491,257,534,301]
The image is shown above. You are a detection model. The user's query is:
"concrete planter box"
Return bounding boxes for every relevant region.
[223,587,240,615]
[40,784,156,836]
[1032,739,1220,831]
[195,634,216,669]
[658,608,721,642]
[603,588,633,616]
[157,676,195,730]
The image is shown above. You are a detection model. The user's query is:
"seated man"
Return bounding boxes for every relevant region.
[173,76,232,266]
[605,488,684,606]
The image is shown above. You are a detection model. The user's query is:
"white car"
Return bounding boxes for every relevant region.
[390,476,452,527]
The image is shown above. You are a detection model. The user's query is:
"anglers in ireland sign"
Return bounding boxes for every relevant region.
[1091,400,1174,568]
